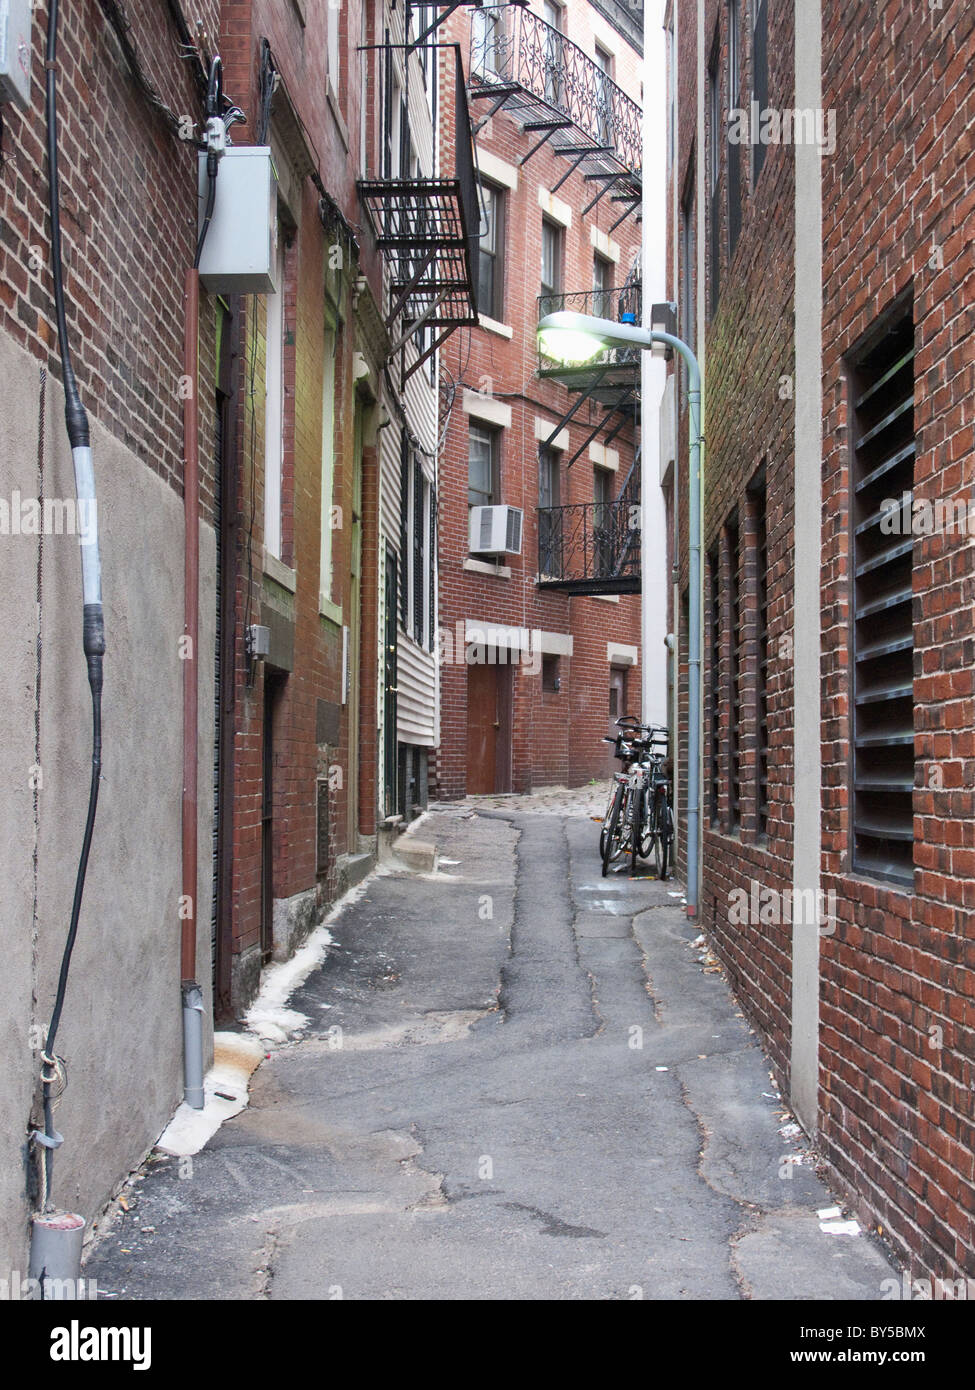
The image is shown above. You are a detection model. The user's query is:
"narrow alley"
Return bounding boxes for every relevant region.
[85,797,894,1301]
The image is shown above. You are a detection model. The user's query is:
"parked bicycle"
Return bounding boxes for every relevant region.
[599,717,674,880]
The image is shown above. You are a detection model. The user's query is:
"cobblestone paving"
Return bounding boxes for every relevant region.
[431,781,612,819]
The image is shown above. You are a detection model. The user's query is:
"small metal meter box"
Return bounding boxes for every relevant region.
[197,146,278,294]
[0,0,32,110]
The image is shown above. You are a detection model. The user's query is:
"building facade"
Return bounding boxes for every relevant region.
[0,0,479,1273]
[665,0,975,1279]
[0,0,223,1269]
[436,1,645,798]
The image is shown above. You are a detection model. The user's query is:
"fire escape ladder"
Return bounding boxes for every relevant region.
[468,6,642,226]
[358,42,480,382]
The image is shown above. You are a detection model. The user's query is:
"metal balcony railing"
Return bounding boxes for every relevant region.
[537,283,642,385]
[469,7,641,227]
[538,447,641,594]
[358,46,480,355]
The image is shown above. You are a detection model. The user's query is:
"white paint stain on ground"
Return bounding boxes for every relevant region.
[156,1032,265,1157]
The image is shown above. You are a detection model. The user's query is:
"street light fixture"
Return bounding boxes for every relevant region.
[537,310,704,920]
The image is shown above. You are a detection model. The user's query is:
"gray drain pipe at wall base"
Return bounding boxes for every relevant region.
[684,367,702,919]
[181,983,205,1109]
[28,1211,85,1296]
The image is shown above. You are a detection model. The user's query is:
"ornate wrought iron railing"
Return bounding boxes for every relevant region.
[537,283,642,378]
[538,487,641,596]
[469,7,641,219]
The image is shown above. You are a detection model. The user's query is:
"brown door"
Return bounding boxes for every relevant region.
[467,664,499,794]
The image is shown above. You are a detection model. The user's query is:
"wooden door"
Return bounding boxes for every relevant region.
[467,663,500,794]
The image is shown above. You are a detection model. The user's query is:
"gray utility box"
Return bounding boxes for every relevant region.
[0,0,32,110]
[197,146,278,294]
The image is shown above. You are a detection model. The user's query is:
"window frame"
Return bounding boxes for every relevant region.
[477,180,505,321]
[468,421,501,511]
[540,216,563,302]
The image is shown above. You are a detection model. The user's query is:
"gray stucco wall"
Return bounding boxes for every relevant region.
[0,328,215,1272]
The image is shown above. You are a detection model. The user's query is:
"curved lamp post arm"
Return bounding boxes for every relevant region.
[537,313,703,919]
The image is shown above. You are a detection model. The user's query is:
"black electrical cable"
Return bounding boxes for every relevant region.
[38,0,105,1209]
[194,56,223,268]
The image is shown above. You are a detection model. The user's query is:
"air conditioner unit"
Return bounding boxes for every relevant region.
[469,505,523,556]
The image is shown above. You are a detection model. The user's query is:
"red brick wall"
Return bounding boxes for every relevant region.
[0,0,222,508]
[671,0,797,1089]
[220,0,381,998]
[437,4,643,798]
[819,0,975,1279]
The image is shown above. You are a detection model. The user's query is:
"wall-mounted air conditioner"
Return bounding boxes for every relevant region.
[469,505,523,556]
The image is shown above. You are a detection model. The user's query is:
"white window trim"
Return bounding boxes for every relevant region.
[319,325,337,614]
[263,237,286,560]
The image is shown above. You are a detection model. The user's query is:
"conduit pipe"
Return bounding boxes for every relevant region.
[181,266,204,1108]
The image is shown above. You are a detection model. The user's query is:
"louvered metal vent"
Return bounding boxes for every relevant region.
[849,308,915,885]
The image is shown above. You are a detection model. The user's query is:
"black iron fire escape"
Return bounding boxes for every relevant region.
[468,5,642,232]
[536,268,642,594]
[358,42,480,384]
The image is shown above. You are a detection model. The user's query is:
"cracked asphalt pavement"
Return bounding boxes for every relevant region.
[85,799,897,1300]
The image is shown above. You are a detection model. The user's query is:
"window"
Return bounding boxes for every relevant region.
[473,7,504,76]
[538,444,560,575]
[398,441,435,647]
[542,1,563,105]
[326,0,340,99]
[263,233,286,560]
[542,654,561,693]
[679,164,695,395]
[468,423,499,509]
[594,467,612,576]
[708,545,721,826]
[594,43,613,143]
[752,0,769,184]
[593,252,612,314]
[727,0,741,254]
[413,460,424,645]
[399,432,410,626]
[541,218,563,304]
[849,302,915,885]
[477,182,504,320]
[319,326,337,608]
[726,513,741,832]
[428,484,436,650]
[749,466,769,839]
[707,35,721,317]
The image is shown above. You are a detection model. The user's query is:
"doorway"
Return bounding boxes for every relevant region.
[261,673,284,965]
[466,660,513,794]
[609,666,627,734]
[383,545,398,816]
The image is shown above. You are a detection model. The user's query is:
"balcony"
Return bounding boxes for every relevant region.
[535,283,641,465]
[469,6,642,230]
[358,46,479,375]
[538,283,641,392]
[537,450,641,595]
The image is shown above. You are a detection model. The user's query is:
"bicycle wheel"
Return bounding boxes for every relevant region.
[601,781,624,877]
[655,792,674,880]
[630,784,644,876]
[599,780,619,858]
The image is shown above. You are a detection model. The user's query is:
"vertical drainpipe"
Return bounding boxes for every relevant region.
[790,0,824,1136]
[181,267,204,1109]
[693,0,706,921]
